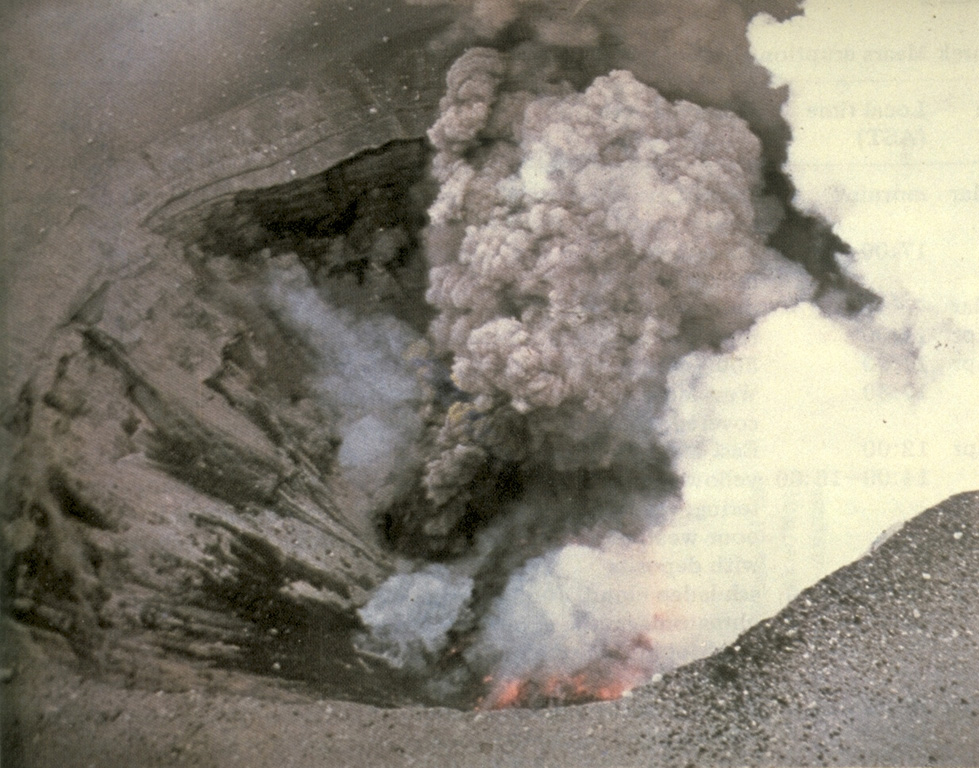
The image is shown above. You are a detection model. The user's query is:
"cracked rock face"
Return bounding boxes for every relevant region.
[1,50,454,703]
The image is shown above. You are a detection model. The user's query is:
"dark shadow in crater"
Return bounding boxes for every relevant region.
[157,137,437,333]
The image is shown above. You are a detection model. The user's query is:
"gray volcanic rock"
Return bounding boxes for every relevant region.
[3,491,976,766]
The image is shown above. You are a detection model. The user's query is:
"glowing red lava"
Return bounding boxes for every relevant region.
[478,657,651,709]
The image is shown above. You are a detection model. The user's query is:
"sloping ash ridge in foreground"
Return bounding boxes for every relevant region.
[3,491,977,766]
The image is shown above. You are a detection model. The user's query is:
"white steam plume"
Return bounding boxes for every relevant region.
[263,258,425,507]
[641,0,979,656]
[356,564,474,670]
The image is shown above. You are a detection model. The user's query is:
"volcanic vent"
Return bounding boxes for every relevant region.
[346,44,862,709]
[3,35,858,710]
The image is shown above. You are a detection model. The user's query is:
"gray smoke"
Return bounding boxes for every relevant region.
[355,564,475,670]
[264,257,426,507]
[416,48,812,501]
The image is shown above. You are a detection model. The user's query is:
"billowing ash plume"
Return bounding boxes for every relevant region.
[358,45,815,703]
[423,47,811,491]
